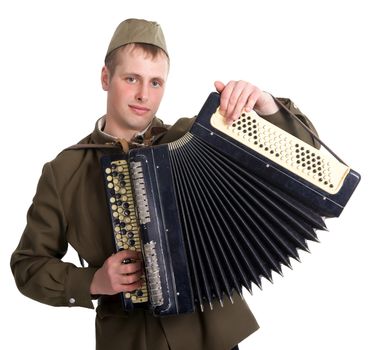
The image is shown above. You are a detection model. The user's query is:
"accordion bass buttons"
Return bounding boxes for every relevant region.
[104,160,149,305]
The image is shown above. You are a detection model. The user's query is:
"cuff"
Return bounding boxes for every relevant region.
[259,109,287,120]
[65,267,99,309]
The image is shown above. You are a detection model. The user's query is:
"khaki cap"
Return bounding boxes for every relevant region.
[105,18,168,60]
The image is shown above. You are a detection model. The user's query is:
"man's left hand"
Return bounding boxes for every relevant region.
[214,80,279,124]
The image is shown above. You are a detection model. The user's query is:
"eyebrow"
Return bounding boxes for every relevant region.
[122,72,166,83]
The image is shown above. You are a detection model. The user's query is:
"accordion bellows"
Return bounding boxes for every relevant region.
[101,92,360,316]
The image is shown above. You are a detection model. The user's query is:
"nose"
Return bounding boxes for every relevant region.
[135,83,149,103]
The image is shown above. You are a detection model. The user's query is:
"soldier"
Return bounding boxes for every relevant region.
[11,18,318,350]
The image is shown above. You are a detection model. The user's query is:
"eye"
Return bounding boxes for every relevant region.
[125,76,137,84]
[151,80,162,88]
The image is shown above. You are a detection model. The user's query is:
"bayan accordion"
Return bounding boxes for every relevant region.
[101,92,360,316]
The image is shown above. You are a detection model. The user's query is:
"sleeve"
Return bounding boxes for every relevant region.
[260,97,320,149]
[10,162,98,309]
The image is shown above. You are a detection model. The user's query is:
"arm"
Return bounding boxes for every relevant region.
[10,162,98,309]
[11,161,144,307]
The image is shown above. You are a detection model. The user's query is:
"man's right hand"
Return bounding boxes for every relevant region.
[90,250,143,295]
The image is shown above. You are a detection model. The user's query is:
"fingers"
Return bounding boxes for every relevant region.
[214,80,226,93]
[118,260,142,275]
[107,250,144,292]
[116,258,144,292]
[112,250,143,279]
[117,270,144,292]
[114,249,141,262]
[91,249,146,295]
[216,80,262,124]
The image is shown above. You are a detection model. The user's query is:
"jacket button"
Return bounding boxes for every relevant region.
[69,298,76,304]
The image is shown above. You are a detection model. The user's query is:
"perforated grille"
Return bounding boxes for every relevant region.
[210,109,350,194]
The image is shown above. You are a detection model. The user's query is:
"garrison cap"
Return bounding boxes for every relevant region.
[105,18,168,61]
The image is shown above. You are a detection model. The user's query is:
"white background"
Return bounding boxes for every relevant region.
[1,0,368,349]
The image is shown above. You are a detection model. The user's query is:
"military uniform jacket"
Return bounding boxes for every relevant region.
[11,98,319,350]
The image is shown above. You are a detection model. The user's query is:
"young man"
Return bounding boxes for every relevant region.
[11,18,318,350]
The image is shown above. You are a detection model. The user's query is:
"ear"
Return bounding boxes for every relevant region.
[101,66,110,91]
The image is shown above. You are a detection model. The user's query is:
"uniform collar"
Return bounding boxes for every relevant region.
[91,115,169,146]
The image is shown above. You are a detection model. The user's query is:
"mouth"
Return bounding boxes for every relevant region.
[129,104,151,115]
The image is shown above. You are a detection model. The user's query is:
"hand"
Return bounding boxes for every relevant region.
[90,250,143,295]
[214,80,279,124]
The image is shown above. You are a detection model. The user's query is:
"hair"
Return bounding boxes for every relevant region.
[104,43,169,77]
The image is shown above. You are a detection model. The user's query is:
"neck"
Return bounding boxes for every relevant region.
[103,115,148,141]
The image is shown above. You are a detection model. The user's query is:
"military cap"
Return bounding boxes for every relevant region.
[105,18,168,60]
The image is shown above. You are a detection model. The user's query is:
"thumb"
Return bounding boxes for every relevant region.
[214,80,225,93]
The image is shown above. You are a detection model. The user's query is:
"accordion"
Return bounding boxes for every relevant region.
[101,92,360,316]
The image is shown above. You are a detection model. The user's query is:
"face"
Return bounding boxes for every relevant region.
[101,45,169,134]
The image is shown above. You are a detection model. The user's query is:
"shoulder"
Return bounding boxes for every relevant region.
[157,116,196,144]
[45,133,98,186]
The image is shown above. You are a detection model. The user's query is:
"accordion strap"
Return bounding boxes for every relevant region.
[272,96,347,166]
[65,139,129,153]
[66,143,120,149]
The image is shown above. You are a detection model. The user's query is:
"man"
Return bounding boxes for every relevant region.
[11,18,318,350]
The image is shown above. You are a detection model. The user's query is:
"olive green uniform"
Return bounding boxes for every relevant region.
[11,98,318,350]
